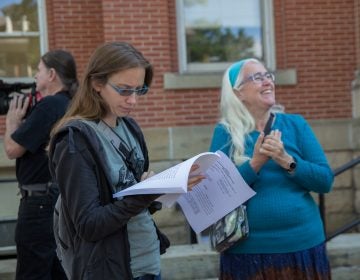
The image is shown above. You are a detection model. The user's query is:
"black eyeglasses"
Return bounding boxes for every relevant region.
[108,83,148,96]
[239,72,275,86]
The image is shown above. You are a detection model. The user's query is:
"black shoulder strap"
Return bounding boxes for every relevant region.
[122,117,149,171]
[50,119,149,205]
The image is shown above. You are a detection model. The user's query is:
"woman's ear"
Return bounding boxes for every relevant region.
[234,88,244,100]
[91,80,102,93]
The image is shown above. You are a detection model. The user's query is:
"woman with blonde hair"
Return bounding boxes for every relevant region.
[210,58,333,280]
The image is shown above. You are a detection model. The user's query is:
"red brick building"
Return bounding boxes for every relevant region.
[0,0,359,244]
[1,0,359,131]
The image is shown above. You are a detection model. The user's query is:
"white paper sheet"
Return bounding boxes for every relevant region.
[113,150,256,234]
[113,152,220,198]
[176,151,256,233]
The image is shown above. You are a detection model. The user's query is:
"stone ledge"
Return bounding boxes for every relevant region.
[0,259,16,280]
[331,266,360,280]
[161,244,219,280]
[1,234,360,280]
[0,119,358,167]
[327,233,360,266]
[159,233,360,280]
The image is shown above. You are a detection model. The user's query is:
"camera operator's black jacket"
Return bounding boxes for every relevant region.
[49,117,165,280]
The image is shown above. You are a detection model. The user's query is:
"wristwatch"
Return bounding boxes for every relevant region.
[287,160,297,173]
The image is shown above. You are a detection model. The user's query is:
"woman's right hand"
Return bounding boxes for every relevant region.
[250,132,270,173]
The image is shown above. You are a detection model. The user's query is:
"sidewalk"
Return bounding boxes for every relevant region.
[1,233,360,280]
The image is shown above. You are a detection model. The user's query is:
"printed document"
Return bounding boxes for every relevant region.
[176,151,255,233]
[113,151,256,233]
[113,151,219,198]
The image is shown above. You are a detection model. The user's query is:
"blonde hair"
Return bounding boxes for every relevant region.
[219,58,263,165]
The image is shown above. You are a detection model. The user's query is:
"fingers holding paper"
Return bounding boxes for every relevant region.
[187,164,206,191]
[141,171,155,181]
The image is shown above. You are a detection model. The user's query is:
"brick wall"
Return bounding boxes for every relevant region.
[0,0,358,134]
[46,0,105,74]
[45,0,355,127]
[273,0,356,119]
[98,0,220,127]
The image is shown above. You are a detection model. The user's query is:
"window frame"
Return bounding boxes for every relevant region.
[176,0,276,74]
[0,0,48,82]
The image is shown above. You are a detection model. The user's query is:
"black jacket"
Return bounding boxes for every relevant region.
[49,117,160,280]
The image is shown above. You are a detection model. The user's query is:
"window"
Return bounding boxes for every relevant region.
[0,0,47,80]
[176,0,275,73]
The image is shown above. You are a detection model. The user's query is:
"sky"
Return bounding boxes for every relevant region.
[185,0,261,28]
[1,0,23,10]
[1,0,23,17]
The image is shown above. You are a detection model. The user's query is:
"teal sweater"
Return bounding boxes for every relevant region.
[209,113,334,253]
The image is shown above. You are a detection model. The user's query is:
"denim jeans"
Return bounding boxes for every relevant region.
[15,187,67,280]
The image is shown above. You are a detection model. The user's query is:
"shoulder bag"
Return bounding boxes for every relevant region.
[209,204,249,253]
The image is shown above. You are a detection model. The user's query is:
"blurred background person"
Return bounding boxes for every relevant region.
[4,49,78,280]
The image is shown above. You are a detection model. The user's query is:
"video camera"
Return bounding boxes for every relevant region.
[0,79,40,115]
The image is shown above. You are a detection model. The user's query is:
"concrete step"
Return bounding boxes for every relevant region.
[1,233,360,280]
[327,233,360,267]
[331,266,360,280]
[327,233,360,280]
[0,259,16,280]
[160,233,360,280]
[161,244,218,280]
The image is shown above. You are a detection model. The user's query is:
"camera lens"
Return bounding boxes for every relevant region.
[0,81,37,115]
[0,93,33,115]
[0,94,11,115]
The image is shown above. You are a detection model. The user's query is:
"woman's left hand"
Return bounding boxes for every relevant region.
[141,171,155,181]
[261,130,293,169]
[187,164,206,191]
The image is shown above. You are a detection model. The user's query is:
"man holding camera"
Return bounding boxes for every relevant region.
[4,50,78,280]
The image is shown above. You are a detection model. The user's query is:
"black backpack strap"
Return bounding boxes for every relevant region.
[122,117,149,171]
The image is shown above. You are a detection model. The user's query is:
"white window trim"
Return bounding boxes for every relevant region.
[176,0,186,74]
[38,0,48,55]
[176,0,276,74]
[262,0,276,71]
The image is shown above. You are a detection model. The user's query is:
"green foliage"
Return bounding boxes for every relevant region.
[186,27,256,63]
[1,0,38,32]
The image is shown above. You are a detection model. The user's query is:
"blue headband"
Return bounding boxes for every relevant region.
[228,59,248,87]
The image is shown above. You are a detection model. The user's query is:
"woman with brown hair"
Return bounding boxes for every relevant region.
[49,42,203,280]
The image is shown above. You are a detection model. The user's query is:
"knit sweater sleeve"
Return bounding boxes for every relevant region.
[286,115,334,193]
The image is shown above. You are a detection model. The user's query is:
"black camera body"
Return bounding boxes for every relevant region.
[0,79,38,115]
